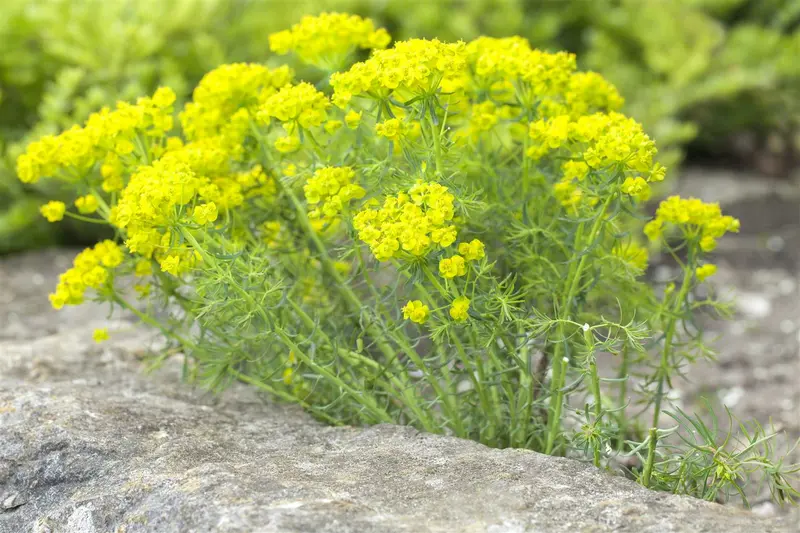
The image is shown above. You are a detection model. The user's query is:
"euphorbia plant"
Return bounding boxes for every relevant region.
[17,13,798,506]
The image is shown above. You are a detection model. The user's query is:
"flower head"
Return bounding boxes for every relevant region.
[439,255,467,279]
[93,328,110,343]
[40,201,66,222]
[696,263,717,282]
[402,300,430,324]
[449,296,470,322]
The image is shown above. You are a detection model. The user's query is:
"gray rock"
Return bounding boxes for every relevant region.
[1,250,796,533]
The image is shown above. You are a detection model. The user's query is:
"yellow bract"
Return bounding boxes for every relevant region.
[644,196,740,251]
[49,240,122,309]
[354,181,458,262]
[40,201,66,222]
[696,264,717,281]
[269,13,390,70]
[402,300,430,324]
[449,296,470,322]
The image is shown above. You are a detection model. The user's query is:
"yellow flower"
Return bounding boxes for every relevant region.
[375,118,406,141]
[92,328,110,343]
[458,239,485,262]
[649,196,740,251]
[134,260,153,277]
[345,110,362,129]
[160,255,181,276]
[74,194,99,214]
[449,296,470,322]
[621,176,651,202]
[696,264,717,282]
[324,120,343,134]
[193,202,218,225]
[439,255,467,279]
[40,201,66,222]
[275,135,301,153]
[269,13,390,69]
[355,181,457,262]
[402,300,430,324]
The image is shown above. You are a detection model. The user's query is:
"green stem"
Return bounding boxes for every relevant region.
[427,112,444,175]
[617,344,630,451]
[588,358,603,467]
[545,194,615,454]
[641,428,658,488]
[652,260,694,428]
[287,298,438,433]
[181,227,393,424]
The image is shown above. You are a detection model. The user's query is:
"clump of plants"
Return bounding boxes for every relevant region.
[19,13,799,506]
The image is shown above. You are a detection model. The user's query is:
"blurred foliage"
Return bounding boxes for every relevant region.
[1,0,798,254]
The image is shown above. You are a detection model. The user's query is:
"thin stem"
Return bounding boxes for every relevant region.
[652,257,694,428]
[545,193,615,454]
[427,111,444,175]
[642,428,659,488]
[181,227,393,423]
[588,357,603,467]
[616,343,630,451]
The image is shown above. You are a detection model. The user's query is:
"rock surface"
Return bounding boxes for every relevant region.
[1,249,796,533]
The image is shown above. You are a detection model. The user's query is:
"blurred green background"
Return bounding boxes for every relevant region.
[2,0,798,254]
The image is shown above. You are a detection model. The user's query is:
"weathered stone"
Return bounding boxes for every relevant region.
[1,249,797,533]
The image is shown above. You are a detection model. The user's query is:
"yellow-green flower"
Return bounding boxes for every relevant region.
[458,239,485,262]
[696,264,717,281]
[621,176,651,202]
[160,255,181,276]
[345,110,362,129]
[74,194,99,214]
[40,201,66,222]
[193,202,218,225]
[439,255,467,279]
[449,296,470,322]
[275,135,301,153]
[402,300,430,324]
[92,328,110,343]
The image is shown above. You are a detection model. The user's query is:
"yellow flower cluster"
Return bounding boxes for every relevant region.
[565,72,625,118]
[375,118,420,142]
[303,166,366,224]
[354,181,457,261]
[75,194,99,214]
[236,165,277,200]
[449,296,470,322]
[402,300,430,324]
[439,239,484,279]
[269,12,391,69]
[458,239,486,262]
[527,112,664,207]
[259,82,331,131]
[644,196,740,252]
[40,201,66,222]
[110,157,203,258]
[49,240,123,309]
[330,39,467,107]
[439,255,466,278]
[17,88,176,184]
[530,112,657,172]
[180,63,294,141]
[92,328,110,343]
[696,263,717,281]
[466,37,575,99]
